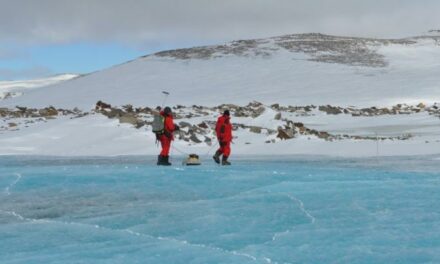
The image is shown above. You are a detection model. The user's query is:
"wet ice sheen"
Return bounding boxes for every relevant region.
[1,156,440,263]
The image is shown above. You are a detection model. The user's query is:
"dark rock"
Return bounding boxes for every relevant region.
[251,106,265,118]
[72,112,89,119]
[317,131,331,139]
[95,100,112,111]
[304,105,313,112]
[198,122,209,129]
[234,108,247,117]
[247,101,263,108]
[361,108,374,115]
[274,112,282,120]
[39,106,58,117]
[189,133,202,143]
[271,103,280,110]
[319,105,342,115]
[277,127,295,140]
[16,106,27,112]
[123,104,134,113]
[417,102,426,109]
[309,129,319,136]
[135,107,152,114]
[249,126,262,134]
[105,108,124,118]
[179,121,192,128]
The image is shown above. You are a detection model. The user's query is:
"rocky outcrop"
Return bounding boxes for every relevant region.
[91,101,433,143]
[215,101,266,118]
[0,106,85,133]
[0,106,82,119]
[319,105,343,115]
[312,103,433,117]
[150,33,430,68]
[2,101,428,145]
[96,101,145,128]
[38,106,58,117]
[154,38,264,60]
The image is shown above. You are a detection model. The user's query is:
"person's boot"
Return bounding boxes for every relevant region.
[157,155,170,166]
[164,156,172,166]
[222,156,231,166]
[213,151,221,164]
[157,155,163,165]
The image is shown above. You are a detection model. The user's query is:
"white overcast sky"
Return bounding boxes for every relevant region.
[1,0,439,46]
[0,0,439,80]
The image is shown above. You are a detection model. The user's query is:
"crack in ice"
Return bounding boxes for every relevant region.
[126,230,263,262]
[4,173,21,196]
[0,209,270,263]
[271,193,316,242]
[0,210,51,224]
[286,194,316,224]
[155,236,267,263]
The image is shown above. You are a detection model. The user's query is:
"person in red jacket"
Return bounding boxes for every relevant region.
[157,106,179,166]
[213,110,232,165]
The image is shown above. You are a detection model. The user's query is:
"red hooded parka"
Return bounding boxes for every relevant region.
[215,114,232,157]
[159,111,176,156]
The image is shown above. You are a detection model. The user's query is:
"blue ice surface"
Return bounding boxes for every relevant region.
[1,155,440,264]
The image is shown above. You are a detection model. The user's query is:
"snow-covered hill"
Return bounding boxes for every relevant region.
[0,74,78,100]
[1,33,440,157]
[2,33,440,109]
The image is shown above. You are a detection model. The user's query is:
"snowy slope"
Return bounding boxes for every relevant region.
[2,33,440,109]
[1,33,440,157]
[0,74,78,100]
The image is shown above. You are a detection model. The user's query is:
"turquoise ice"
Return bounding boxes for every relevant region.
[1,156,440,263]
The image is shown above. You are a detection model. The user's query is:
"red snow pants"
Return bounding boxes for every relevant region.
[159,135,172,156]
[217,141,231,157]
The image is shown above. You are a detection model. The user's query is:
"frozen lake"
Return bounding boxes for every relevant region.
[1,156,440,263]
